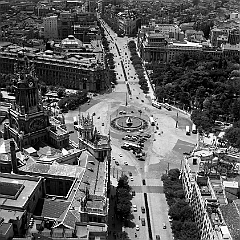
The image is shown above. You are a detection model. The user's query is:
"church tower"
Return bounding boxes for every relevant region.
[4,52,50,150]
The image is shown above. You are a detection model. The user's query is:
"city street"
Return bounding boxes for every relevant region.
[62,21,198,240]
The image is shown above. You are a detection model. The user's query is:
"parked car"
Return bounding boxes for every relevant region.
[141,218,146,226]
[163,223,166,229]
[135,225,140,231]
[141,206,145,213]
[115,161,119,165]
[132,205,137,212]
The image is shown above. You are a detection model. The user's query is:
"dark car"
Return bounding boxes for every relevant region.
[156,235,160,240]
[141,206,145,213]
[132,190,135,196]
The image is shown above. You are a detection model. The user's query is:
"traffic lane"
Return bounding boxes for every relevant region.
[148,193,173,240]
[126,193,148,240]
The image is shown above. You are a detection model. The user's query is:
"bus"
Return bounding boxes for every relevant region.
[164,103,172,111]
[152,101,162,109]
[122,142,142,151]
[186,126,190,135]
[192,124,197,134]
[149,116,155,126]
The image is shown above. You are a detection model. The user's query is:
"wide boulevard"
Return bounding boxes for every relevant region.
[63,20,198,240]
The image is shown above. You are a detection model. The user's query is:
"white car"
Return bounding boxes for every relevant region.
[136,225,140,231]
[124,161,128,165]
[112,157,115,160]
[130,177,134,181]
[119,154,123,157]
[132,205,137,212]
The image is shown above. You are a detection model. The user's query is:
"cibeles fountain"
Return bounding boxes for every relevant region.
[126,116,133,127]
[110,110,148,132]
[110,93,149,132]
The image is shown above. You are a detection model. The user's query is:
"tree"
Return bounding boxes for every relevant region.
[117,175,131,192]
[57,87,66,98]
[40,83,47,96]
[224,127,240,148]
[191,109,213,132]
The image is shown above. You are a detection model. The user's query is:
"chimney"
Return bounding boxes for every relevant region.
[10,140,18,174]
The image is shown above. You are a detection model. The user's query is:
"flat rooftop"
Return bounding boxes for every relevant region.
[19,162,84,179]
[0,173,40,209]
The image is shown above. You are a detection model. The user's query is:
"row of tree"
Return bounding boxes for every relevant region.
[128,41,149,94]
[100,25,117,86]
[116,175,132,223]
[161,169,200,240]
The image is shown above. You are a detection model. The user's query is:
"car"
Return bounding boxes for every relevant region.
[135,225,140,231]
[163,223,166,229]
[136,96,139,99]
[156,235,160,240]
[124,161,128,165]
[141,218,146,226]
[132,205,137,212]
[132,190,135,196]
[102,123,104,126]
[129,171,132,176]
[119,154,123,157]
[141,100,144,103]
[144,134,151,138]
[115,161,119,165]
[112,157,115,160]
[141,206,145,213]
[130,176,134,181]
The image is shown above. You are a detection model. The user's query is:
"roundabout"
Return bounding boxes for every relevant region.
[110,115,148,132]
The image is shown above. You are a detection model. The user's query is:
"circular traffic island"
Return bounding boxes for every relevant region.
[111,115,148,132]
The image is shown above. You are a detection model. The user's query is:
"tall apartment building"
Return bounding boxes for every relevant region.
[58,11,74,39]
[181,157,233,240]
[43,15,59,39]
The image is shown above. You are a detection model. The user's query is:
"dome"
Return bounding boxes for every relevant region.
[61,35,83,49]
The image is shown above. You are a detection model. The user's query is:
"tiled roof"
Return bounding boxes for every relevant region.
[19,162,84,178]
[62,211,79,229]
[41,199,70,219]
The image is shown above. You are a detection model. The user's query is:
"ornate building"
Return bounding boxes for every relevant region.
[78,113,111,192]
[3,52,70,150]
[78,113,111,161]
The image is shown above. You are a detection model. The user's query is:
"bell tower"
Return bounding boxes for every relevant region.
[14,52,42,114]
[4,52,50,149]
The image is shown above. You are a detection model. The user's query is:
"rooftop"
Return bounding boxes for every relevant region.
[0,173,41,209]
[19,162,84,179]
